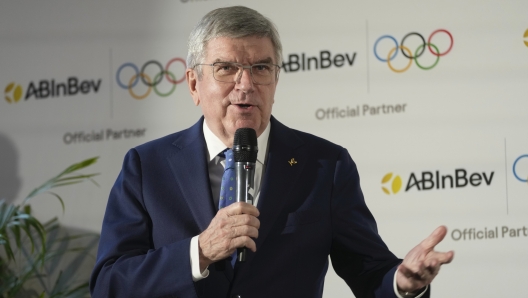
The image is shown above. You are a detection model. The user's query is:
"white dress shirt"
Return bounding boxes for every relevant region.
[190,120,270,281]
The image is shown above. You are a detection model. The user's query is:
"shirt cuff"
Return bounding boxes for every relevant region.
[190,235,209,281]
[393,269,428,298]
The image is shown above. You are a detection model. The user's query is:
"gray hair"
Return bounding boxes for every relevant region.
[186,6,283,73]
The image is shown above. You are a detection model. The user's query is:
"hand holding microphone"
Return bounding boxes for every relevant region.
[197,128,259,269]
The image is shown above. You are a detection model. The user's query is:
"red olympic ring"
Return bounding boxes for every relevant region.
[428,29,453,56]
[165,58,187,85]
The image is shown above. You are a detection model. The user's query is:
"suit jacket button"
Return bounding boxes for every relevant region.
[233,295,241,298]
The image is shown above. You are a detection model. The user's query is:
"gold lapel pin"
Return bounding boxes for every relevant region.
[288,158,297,166]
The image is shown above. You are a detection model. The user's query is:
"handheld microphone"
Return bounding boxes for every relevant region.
[233,128,258,262]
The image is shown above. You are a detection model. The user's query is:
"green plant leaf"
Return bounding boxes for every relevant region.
[19,221,37,253]
[58,157,98,176]
[12,213,32,220]
[54,174,100,183]
[27,218,47,256]
[0,200,17,229]
[46,192,65,214]
[88,176,100,188]
[2,233,15,261]
[24,157,99,203]
[11,224,22,250]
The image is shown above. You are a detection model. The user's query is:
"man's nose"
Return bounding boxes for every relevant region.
[234,67,254,91]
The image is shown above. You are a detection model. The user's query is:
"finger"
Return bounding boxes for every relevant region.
[399,263,430,282]
[231,235,257,252]
[398,264,423,283]
[230,225,259,239]
[401,260,431,277]
[398,263,415,278]
[425,250,455,266]
[225,202,260,217]
[420,226,447,250]
[230,214,260,229]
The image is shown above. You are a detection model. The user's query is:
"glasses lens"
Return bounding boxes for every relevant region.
[212,62,239,82]
[211,62,277,84]
[251,64,276,84]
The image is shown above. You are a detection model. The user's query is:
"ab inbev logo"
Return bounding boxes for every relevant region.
[281,50,357,73]
[4,77,102,104]
[373,29,453,73]
[381,168,495,195]
[115,58,187,100]
[513,155,528,184]
[4,82,23,103]
[381,173,402,194]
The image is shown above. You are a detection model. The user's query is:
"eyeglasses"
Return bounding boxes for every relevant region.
[194,62,280,85]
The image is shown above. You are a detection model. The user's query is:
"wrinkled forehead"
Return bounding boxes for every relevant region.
[203,36,277,64]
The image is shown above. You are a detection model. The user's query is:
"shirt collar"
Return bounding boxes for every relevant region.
[203,120,270,164]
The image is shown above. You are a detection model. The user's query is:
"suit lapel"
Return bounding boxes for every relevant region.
[167,118,216,232]
[167,118,235,282]
[256,117,307,249]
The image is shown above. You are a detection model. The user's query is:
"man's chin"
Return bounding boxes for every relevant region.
[230,119,262,134]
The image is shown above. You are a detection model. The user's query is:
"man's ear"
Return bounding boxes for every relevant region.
[186,68,200,106]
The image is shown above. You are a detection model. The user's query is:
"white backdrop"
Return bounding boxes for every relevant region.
[1,0,527,296]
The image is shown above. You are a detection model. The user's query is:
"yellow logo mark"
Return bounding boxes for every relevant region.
[524,29,528,47]
[288,158,297,166]
[381,172,402,195]
[4,82,23,103]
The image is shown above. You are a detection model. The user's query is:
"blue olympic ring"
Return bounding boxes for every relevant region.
[116,63,140,89]
[374,35,398,62]
[513,155,528,183]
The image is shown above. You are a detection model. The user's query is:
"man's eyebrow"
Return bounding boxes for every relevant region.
[211,57,274,64]
[255,57,273,64]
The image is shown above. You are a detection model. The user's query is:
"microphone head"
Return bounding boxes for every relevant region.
[233,128,258,163]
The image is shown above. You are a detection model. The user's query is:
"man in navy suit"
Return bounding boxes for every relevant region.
[90,6,453,298]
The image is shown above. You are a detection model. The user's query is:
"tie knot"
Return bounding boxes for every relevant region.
[218,148,230,158]
[219,148,234,168]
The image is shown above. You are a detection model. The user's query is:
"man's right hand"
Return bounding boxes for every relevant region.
[198,202,260,272]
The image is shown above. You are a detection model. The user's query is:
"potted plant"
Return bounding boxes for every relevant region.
[0,157,100,298]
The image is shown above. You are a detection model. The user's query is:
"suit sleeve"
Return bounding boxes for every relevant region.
[90,149,198,298]
[329,147,430,298]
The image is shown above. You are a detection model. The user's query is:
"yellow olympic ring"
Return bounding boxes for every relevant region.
[387,45,413,73]
[129,73,152,100]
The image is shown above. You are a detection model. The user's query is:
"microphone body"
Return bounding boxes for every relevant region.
[235,162,255,206]
[233,128,258,262]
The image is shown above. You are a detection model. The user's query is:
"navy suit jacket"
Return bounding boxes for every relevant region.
[91,117,427,298]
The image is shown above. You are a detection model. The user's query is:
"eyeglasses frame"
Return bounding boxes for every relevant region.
[193,62,281,85]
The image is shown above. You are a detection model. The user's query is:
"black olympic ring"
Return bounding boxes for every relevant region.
[400,32,426,59]
[140,60,164,87]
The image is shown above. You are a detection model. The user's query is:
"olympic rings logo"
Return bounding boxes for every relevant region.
[373,29,453,73]
[513,155,528,183]
[116,58,187,99]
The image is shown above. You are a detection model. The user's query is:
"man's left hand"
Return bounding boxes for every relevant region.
[396,226,454,293]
